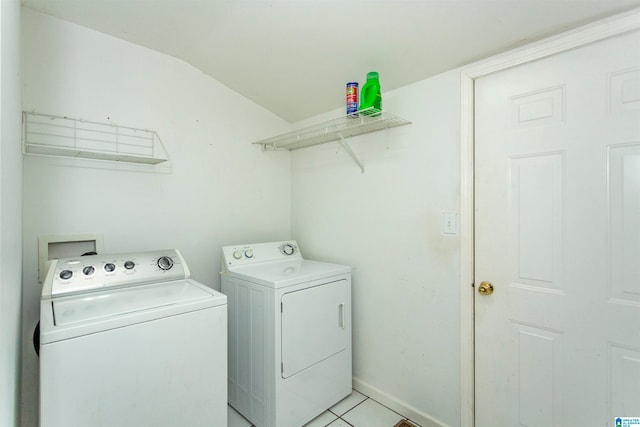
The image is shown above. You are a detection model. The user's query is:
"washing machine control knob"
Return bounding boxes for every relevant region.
[104,263,116,273]
[82,265,96,276]
[59,270,73,280]
[233,250,242,260]
[157,256,174,270]
[244,249,254,258]
[124,261,135,270]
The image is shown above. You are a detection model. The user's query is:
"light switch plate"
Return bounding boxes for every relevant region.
[442,212,458,235]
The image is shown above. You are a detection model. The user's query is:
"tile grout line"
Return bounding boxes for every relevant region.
[329,395,369,418]
[363,394,417,425]
[331,392,418,427]
[337,416,356,426]
[327,395,369,426]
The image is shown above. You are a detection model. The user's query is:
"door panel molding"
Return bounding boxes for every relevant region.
[459,8,640,427]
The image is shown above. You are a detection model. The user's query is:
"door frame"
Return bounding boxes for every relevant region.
[458,9,640,426]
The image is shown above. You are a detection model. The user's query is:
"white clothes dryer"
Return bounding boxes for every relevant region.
[39,249,227,427]
[220,241,352,427]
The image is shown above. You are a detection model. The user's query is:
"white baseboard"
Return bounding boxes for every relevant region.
[352,377,450,427]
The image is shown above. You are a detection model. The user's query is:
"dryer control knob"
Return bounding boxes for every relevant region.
[233,250,242,260]
[82,265,96,276]
[59,270,73,280]
[244,249,254,259]
[104,263,116,273]
[157,256,174,270]
[124,261,135,270]
[282,244,295,256]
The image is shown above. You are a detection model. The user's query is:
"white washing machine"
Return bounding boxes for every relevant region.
[39,249,227,427]
[220,241,352,427]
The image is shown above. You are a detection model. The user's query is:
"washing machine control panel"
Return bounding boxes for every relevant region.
[222,241,302,269]
[44,249,190,297]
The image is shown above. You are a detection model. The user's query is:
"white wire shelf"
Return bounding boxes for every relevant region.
[22,112,169,165]
[252,108,411,173]
[253,108,411,150]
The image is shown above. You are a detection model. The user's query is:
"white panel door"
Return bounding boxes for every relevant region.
[281,279,349,378]
[475,30,640,426]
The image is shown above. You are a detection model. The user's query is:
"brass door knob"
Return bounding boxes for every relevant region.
[478,281,494,295]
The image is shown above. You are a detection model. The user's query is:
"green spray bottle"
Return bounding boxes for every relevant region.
[359,71,382,115]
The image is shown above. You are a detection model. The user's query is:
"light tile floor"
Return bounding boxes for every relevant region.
[228,389,423,427]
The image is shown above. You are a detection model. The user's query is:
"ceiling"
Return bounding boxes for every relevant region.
[21,0,640,122]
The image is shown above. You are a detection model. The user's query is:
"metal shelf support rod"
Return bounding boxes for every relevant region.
[337,133,364,174]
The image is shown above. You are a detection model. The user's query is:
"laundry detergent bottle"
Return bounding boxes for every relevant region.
[359,71,382,115]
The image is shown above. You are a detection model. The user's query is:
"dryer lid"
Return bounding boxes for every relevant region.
[224,259,351,288]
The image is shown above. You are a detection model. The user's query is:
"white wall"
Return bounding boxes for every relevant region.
[20,9,291,426]
[291,71,461,427]
[0,1,23,426]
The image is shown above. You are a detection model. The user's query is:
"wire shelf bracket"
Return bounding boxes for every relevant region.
[337,133,364,173]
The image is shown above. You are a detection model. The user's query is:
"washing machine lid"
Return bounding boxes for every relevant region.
[51,279,223,327]
[40,279,226,345]
[224,259,351,288]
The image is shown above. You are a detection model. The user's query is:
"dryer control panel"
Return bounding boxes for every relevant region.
[221,241,302,270]
[42,249,190,298]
